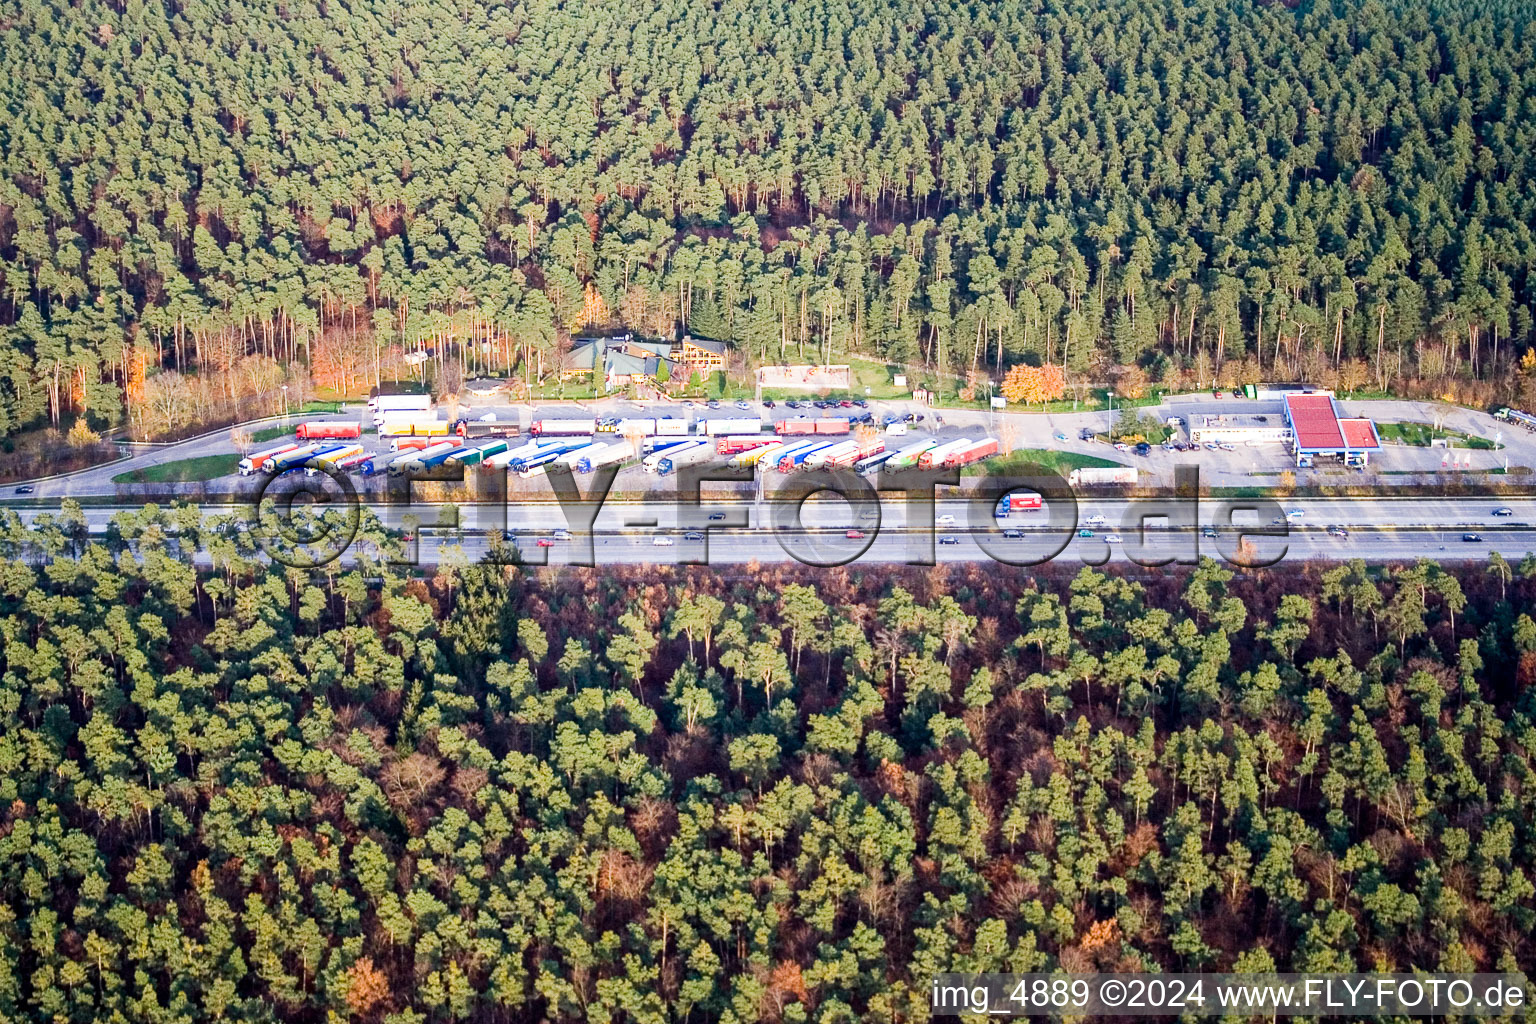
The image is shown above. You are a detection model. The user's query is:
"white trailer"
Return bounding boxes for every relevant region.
[655,418,690,436]
[1068,467,1139,486]
[556,442,609,468]
[643,439,705,472]
[371,394,433,423]
[657,442,719,476]
[700,417,762,436]
[305,443,365,475]
[578,444,630,473]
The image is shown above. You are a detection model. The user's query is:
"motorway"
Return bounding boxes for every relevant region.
[12,494,1536,567]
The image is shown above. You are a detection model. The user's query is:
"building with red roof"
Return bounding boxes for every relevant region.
[1283,394,1379,467]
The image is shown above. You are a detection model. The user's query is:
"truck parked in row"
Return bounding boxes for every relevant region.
[943,437,1000,468]
[371,393,433,424]
[239,443,300,475]
[658,442,718,476]
[643,439,706,472]
[454,418,520,440]
[577,444,629,473]
[531,418,596,436]
[295,421,362,440]
[305,444,364,474]
[776,418,850,436]
[700,417,762,436]
[716,435,777,456]
[377,415,450,437]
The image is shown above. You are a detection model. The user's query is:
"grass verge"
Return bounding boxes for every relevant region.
[966,448,1124,476]
[113,455,241,484]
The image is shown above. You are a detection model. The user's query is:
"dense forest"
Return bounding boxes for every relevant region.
[2,0,1536,436]
[0,504,1533,1020]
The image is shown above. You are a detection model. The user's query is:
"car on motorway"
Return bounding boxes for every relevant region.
[684,531,704,541]
[1078,528,1095,538]
[1003,529,1024,539]
[536,538,555,547]
[1286,509,1304,520]
[1327,526,1348,537]
[1462,533,1483,542]
[938,535,959,545]
[1103,534,1123,544]
[1202,526,1218,539]
[1053,431,1068,441]
[845,529,866,539]
[1085,514,1106,526]
[1493,507,1514,516]
[652,535,674,546]
[937,514,955,525]
[552,528,571,540]
[708,512,727,521]
[14,485,33,494]
[860,508,879,519]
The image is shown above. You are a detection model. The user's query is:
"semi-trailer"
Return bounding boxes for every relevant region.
[469,439,511,460]
[998,494,1043,513]
[700,417,762,436]
[371,393,433,422]
[775,418,851,436]
[367,383,429,410]
[295,421,362,440]
[556,442,609,469]
[802,440,860,470]
[418,446,464,470]
[510,440,591,472]
[377,416,450,437]
[390,437,436,452]
[443,446,487,467]
[239,443,300,475]
[822,439,884,470]
[388,442,456,475]
[643,439,705,472]
[454,419,521,439]
[732,441,786,469]
[716,435,777,456]
[334,452,373,472]
[531,417,597,436]
[642,437,694,455]
[1068,467,1138,486]
[612,418,654,435]
[884,439,940,472]
[656,418,690,436]
[305,443,365,474]
[266,444,322,473]
[657,442,719,476]
[917,438,974,470]
[763,440,821,471]
[777,441,837,473]
[944,437,1000,468]
[577,444,629,473]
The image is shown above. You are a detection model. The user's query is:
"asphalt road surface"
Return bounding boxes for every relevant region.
[10,495,1536,568]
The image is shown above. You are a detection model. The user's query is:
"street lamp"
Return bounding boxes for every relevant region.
[281,384,289,423]
[1107,388,1114,440]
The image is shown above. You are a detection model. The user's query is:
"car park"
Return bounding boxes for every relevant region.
[1493,507,1514,516]
[938,535,959,545]
[1463,533,1483,542]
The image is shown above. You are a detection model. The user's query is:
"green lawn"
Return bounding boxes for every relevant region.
[113,455,241,484]
[965,448,1124,477]
[250,425,292,443]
